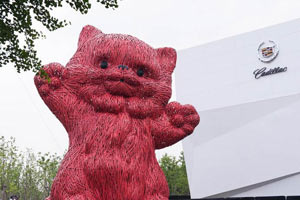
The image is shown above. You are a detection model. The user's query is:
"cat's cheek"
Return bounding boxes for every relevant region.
[139,84,156,98]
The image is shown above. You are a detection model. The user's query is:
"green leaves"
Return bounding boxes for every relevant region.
[0,137,190,198]
[159,151,190,195]
[97,0,118,8]
[37,68,51,83]
[0,136,62,199]
[0,0,118,73]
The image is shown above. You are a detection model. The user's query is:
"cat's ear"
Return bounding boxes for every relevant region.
[78,25,103,47]
[156,47,177,74]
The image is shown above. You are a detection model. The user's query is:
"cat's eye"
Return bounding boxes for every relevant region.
[100,61,108,69]
[137,68,144,77]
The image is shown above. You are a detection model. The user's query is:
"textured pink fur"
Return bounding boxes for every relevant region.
[35,25,200,200]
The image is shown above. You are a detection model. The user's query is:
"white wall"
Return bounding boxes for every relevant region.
[176,18,300,198]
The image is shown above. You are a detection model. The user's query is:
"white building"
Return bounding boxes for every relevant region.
[176,18,300,198]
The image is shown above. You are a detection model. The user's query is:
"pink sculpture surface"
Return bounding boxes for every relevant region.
[34,25,200,200]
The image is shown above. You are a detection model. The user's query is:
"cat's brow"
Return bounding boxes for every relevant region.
[128,58,155,71]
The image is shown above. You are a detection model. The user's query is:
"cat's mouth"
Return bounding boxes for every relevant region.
[104,75,140,97]
[106,74,140,87]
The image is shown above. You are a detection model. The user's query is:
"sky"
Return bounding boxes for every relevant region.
[2,0,300,159]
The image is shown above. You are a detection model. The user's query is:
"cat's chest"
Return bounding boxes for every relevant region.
[74,112,151,142]
[72,112,154,156]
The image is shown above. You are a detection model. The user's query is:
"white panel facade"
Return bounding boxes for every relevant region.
[176,18,300,198]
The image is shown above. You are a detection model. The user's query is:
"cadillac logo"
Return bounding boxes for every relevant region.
[257,40,279,63]
[254,40,286,79]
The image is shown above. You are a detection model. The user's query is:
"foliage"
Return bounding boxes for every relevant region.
[0,136,191,198]
[159,152,190,195]
[0,0,118,73]
[0,136,62,200]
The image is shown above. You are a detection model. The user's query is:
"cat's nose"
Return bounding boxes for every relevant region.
[118,65,129,70]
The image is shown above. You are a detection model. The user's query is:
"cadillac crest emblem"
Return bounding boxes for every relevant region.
[257,40,279,63]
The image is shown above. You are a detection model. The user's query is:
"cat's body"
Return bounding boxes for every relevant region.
[51,112,168,200]
[35,25,199,200]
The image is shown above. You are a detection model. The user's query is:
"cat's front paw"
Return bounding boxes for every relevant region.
[166,102,200,135]
[34,63,64,96]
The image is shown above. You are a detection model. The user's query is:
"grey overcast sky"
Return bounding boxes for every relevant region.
[1,0,300,159]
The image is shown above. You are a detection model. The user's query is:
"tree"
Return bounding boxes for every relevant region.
[0,136,22,199]
[0,135,191,198]
[0,0,118,74]
[36,152,62,198]
[159,152,190,195]
[0,136,62,200]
